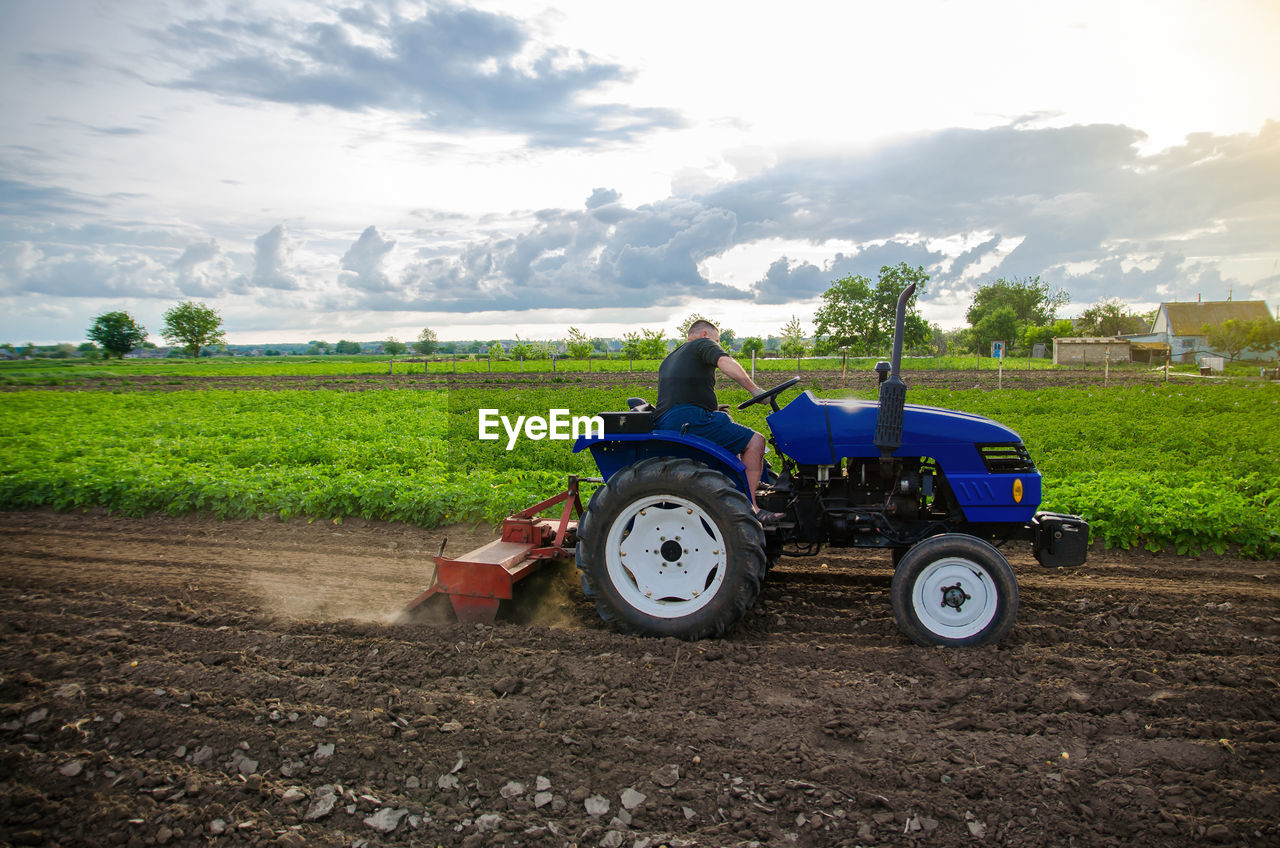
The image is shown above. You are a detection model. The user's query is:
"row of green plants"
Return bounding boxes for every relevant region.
[0,351,1081,384]
[1,383,1276,557]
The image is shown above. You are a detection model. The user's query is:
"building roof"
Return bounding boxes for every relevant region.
[1054,337,1128,343]
[1163,300,1272,334]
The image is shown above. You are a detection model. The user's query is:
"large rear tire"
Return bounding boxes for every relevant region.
[890,534,1018,647]
[576,457,766,640]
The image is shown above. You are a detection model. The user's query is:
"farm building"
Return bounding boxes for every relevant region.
[1125,299,1276,363]
[1052,337,1130,365]
[1128,340,1171,364]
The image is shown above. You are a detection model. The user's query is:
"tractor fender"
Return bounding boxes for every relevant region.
[574,431,751,497]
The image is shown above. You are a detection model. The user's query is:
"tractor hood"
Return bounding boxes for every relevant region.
[768,391,1024,470]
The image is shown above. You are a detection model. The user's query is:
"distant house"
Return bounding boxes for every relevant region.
[1052,337,1130,365]
[1126,299,1274,363]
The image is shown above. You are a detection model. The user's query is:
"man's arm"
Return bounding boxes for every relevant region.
[717,355,762,397]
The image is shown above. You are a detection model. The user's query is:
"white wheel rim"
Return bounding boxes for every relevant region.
[603,495,727,619]
[911,557,999,639]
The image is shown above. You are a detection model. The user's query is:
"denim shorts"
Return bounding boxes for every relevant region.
[654,404,756,455]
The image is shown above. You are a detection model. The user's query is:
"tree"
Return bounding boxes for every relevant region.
[740,336,765,357]
[509,336,536,360]
[718,328,737,350]
[1022,319,1076,351]
[1202,319,1252,361]
[779,316,809,358]
[334,339,363,354]
[814,263,931,357]
[638,328,667,359]
[565,327,593,359]
[77,341,100,361]
[1245,319,1280,361]
[1075,298,1148,336]
[87,311,148,359]
[161,301,226,359]
[966,276,1069,328]
[414,328,439,356]
[383,337,407,356]
[621,331,644,360]
[972,306,1020,355]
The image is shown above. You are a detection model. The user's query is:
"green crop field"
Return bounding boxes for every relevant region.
[0,351,1069,384]
[2,382,1277,557]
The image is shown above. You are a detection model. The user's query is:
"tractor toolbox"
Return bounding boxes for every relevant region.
[1032,512,1090,567]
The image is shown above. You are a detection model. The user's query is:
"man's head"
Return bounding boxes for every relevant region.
[687,319,719,342]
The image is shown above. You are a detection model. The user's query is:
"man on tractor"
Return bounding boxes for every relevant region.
[654,319,783,524]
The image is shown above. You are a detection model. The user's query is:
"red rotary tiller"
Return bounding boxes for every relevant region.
[402,475,595,623]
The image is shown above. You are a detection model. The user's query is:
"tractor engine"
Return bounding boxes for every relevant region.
[762,457,950,547]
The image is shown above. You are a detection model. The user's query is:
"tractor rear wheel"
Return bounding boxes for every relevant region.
[576,457,766,640]
[890,534,1018,647]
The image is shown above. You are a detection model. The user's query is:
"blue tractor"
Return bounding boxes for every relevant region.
[570,285,1089,646]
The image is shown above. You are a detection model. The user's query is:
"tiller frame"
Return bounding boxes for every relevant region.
[402,475,596,623]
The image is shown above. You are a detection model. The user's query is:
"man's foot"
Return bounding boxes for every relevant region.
[754,507,785,526]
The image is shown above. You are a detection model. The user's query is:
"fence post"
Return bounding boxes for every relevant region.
[452,354,456,374]
[388,358,393,376]
[520,356,524,373]
[751,350,756,381]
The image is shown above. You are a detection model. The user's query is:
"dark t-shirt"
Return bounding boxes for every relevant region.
[655,338,728,415]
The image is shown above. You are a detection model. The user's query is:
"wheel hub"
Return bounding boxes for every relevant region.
[910,557,997,639]
[941,582,970,611]
[605,495,726,619]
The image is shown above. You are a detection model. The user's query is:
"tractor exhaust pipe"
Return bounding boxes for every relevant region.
[874,283,916,461]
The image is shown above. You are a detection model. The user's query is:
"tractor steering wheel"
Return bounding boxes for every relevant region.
[737,376,802,412]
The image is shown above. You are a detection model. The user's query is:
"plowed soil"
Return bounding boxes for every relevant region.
[1,510,1276,848]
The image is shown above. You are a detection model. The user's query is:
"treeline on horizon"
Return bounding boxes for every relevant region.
[6,270,1277,362]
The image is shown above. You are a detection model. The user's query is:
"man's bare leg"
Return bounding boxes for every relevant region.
[742,433,766,509]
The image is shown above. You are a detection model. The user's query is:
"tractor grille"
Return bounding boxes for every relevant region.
[978,442,1036,474]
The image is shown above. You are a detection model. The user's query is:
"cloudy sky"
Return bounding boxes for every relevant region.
[2,0,1279,345]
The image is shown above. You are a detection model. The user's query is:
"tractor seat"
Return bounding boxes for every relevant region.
[626,397,655,412]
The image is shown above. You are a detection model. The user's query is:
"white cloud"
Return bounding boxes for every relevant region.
[2,1,1279,342]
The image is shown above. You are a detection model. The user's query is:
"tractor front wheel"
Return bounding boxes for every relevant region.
[576,457,766,640]
[890,534,1018,647]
